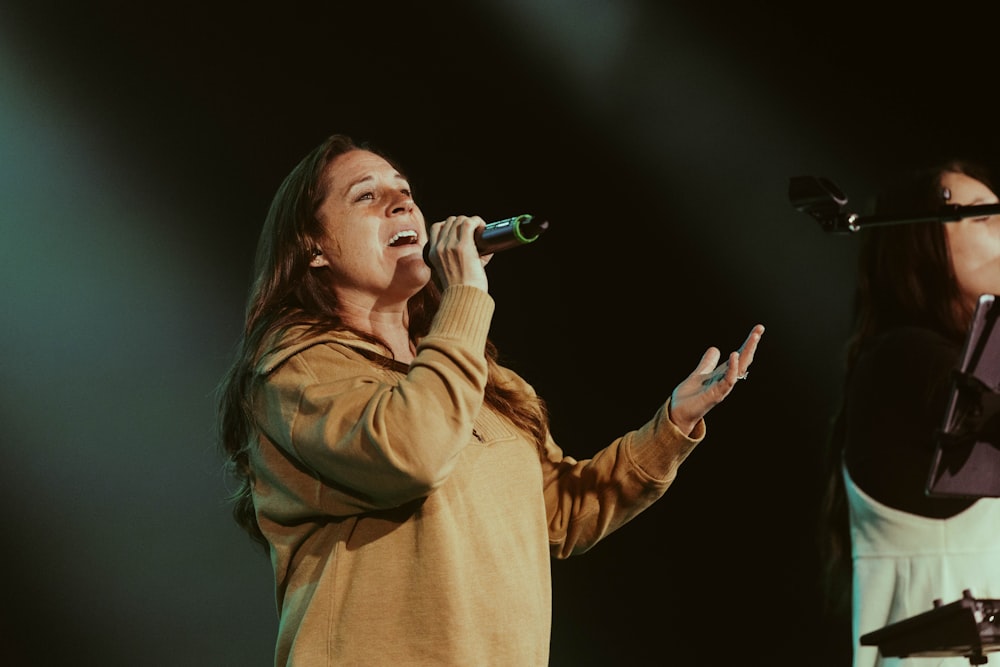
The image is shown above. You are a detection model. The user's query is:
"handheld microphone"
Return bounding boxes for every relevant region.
[475,214,549,254]
[423,214,550,263]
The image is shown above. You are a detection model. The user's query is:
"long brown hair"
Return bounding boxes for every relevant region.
[819,158,995,618]
[217,134,548,548]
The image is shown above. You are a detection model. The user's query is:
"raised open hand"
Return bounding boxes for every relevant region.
[668,324,765,436]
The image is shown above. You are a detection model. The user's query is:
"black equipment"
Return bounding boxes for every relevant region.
[860,590,1000,665]
[928,294,1000,498]
[787,175,1000,234]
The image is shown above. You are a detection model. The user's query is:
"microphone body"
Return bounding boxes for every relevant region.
[474,214,549,254]
[423,214,549,263]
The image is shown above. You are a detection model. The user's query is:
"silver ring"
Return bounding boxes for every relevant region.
[736,372,749,381]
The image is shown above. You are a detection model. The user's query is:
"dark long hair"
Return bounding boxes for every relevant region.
[819,158,995,618]
[217,134,548,548]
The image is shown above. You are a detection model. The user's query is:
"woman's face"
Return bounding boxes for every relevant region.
[310,149,431,308]
[942,170,1000,311]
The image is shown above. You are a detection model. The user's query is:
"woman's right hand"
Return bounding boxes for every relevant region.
[425,215,493,292]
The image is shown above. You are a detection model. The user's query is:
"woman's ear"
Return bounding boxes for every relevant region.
[309,247,328,268]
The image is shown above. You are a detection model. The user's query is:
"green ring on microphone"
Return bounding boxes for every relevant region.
[512,214,539,243]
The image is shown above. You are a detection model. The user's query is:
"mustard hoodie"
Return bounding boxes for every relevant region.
[250,285,704,666]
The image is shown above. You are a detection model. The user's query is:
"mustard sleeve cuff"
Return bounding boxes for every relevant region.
[627,398,705,483]
[427,285,496,352]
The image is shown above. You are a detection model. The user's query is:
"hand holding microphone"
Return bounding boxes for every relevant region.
[423,214,550,292]
[423,214,549,263]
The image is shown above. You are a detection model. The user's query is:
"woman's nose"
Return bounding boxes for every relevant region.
[389,192,414,215]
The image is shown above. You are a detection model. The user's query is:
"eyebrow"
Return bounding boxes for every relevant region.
[343,171,409,195]
[342,174,374,195]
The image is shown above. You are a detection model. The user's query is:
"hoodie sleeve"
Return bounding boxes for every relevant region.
[488,365,706,558]
[252,285,495,515]
[542,398,705,558]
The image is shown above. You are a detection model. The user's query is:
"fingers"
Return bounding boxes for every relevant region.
[429,215,485,253]
[735,324,765,377]
[697,347,732,388]
[696,346,722,374]
[426,215,489,291]
[697,324,765,387]
[725,350,741,383]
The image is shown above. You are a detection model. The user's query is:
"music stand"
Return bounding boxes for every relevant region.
[860,590,1000,664]
[926,294,1000,498]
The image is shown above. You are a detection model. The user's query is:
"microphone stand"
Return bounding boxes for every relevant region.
[788,175,1000,233]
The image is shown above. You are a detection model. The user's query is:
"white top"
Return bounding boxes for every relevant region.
[844,466,1000,667]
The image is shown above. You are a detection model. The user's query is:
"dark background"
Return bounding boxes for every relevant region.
[3,2,998,665]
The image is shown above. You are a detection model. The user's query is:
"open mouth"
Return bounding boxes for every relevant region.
[388,230,419,247]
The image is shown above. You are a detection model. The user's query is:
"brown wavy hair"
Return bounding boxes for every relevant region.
[216,134,548,548]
